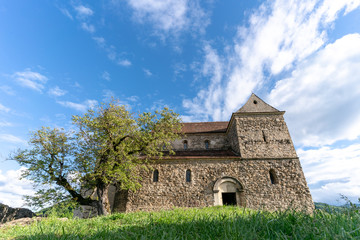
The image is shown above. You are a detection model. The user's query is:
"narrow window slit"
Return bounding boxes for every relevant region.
[269,169,278,184]
[262,130,267,142]
[205,140,209,150]
[183,140,188,150]
[153,169,159,182]
[186,169,191,182]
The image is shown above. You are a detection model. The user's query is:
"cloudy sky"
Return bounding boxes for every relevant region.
[1,0,360,208]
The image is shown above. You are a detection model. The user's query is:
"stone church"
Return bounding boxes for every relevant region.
[110,94,314,213]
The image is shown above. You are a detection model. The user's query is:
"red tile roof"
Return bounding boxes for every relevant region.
[182,121,229,134]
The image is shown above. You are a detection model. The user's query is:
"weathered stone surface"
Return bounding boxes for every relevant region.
[0,203,35,224]
[236,114,297,159]
[172,133,229,151]
[112,158,313,213]
[73,205,98,219]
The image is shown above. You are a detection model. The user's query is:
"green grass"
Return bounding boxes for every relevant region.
[1,206,360,239]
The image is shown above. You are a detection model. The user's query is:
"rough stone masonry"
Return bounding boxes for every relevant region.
[110,93,314,213]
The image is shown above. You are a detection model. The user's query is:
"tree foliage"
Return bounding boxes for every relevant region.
[12,101,182,215]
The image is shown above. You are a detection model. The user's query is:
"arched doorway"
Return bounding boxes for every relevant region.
[213,177,245,207]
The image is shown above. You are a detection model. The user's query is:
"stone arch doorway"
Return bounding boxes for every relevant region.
[213,177,245,207]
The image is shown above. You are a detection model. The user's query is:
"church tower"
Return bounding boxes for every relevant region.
[227,93,297,159]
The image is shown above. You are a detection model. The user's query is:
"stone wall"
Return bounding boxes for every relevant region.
[172,133,229,151]
[112,158,314,213]
[227,119,241,155]
[235,113,297,159]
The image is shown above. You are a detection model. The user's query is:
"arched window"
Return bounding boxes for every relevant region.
[204,140,210,150]
[269,169,278,184]
[153,169,159,182]
[183,140,188,150]
[186,169,191,182]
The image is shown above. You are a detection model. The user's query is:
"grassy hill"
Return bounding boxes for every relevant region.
[1,205,360,239]
[315,202,345,211]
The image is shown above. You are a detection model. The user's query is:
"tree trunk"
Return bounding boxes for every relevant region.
[95,184,111,216]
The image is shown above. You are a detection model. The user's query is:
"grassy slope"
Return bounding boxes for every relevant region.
[1,206,360,239]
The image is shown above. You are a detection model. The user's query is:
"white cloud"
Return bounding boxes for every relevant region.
[48,86,67,97]
[107,50,116,61]
[143,68,153,76]
[102,89,117,102]
[74,5,94,18]
[73,82,81,88]
[0,103,10,113]
[0,134,26,144]
[269,34,360,146]
[183,44,224,121]
[173,63,187,79]
[81,22,95,33]
[0,167,35,208]
[299,144,360,204]
[13,69,48,92]
[117,59,132,67]
[57,99,98,112]
[72,5,95,34]
[93,36,106,47]
[148,99,168,112]
[102,90,139,108]
[183,0,360,121]
[92,37,132,67]
[0,120,12,127]
[59,8,73,20]
[0,85,15,95]
[101,71,111,81]
[125,0,209,37]
[127,96,139,102]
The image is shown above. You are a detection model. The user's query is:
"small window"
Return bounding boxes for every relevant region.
[205,140,210,150]
[183,140,188,150]
[186,169,191,182]
[269,169,278,184]
[262,130,267,142]
[153,169,159,182]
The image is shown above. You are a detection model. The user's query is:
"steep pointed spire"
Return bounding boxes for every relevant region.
[236,93,280,113]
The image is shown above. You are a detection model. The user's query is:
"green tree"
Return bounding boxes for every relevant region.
[12,101,182,215]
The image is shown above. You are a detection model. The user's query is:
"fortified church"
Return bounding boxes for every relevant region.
[109,94,314,212]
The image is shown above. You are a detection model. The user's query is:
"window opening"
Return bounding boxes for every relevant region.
[186,169,191,182]
[183,140,188,150]
[205,140,209,150]
[269,169,277,184]
[153,169,159,182]
[262,130,267,142]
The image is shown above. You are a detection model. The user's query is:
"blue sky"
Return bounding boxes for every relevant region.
[1,0,360,208]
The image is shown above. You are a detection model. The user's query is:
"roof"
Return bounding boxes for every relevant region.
[182,121,229,134]
[236,93,280,113]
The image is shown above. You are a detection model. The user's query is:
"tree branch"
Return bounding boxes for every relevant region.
[113,135,131,150]
[54,175,95,205]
